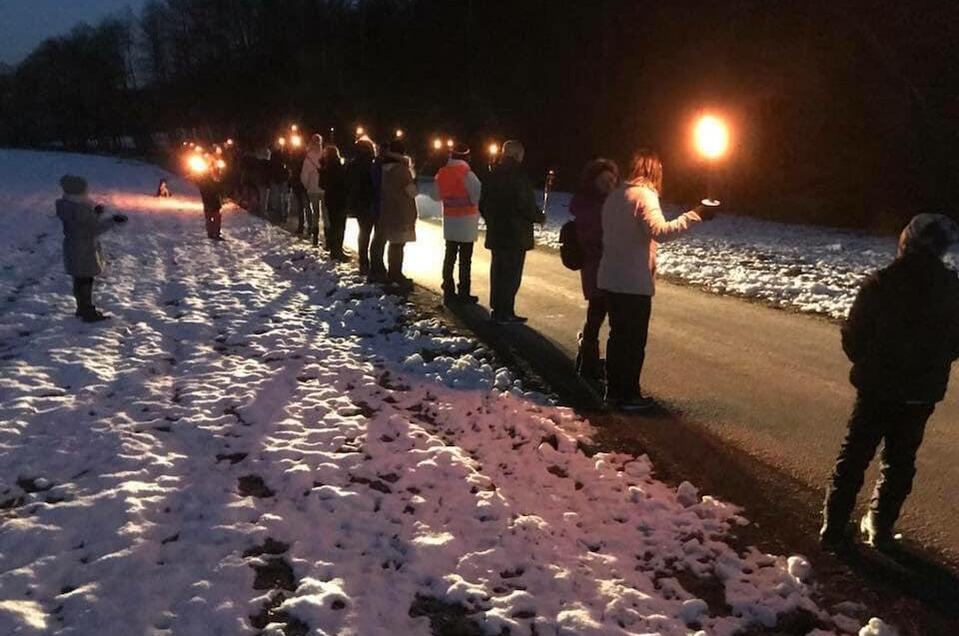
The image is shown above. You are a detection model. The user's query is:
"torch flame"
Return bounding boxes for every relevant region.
[488,142,500,157]
[432,138,443,151]
[694,115,729,160]
[186,154,209,175]
[290,134,303,148]
[446,138,454,149]
[356,125,365,137]
[395,129,405,139]
[277,137,287,147]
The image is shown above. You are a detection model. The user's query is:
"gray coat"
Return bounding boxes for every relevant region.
[56,197,116,278]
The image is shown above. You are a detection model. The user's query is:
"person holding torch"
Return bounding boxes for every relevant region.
[597,148,718,412]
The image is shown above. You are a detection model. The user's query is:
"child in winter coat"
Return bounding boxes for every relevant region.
[821,213,959,551]
[55,175,128,322]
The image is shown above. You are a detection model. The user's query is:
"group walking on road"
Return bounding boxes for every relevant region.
[53,127,959,559]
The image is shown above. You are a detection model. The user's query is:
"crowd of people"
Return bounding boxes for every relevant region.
[53,131,959,557]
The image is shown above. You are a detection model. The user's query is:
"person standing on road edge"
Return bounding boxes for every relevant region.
[570,158,620,383]
[597,148,714,412]
[374,139,418,291]
[55,175,128,322]
[821,213,959,552]
[300,134,324,248]
[436,143,482,305]
[288,139,309,236]
[479,140,545,324]
[320,144,349,260]
[346,139,377,274]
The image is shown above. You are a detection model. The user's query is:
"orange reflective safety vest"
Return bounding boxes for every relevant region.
[435,162,478,218]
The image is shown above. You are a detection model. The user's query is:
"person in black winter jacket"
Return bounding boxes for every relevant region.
[197,173,224,240]
[478,140,545,323]
[320,144,349,260]
[345,140,377,274]
[821,213,959,551]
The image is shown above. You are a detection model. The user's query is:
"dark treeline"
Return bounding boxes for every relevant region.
[0,0,956,230]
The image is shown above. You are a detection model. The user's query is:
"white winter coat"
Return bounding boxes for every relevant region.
[436,159,482,243]
[597,182,701,296]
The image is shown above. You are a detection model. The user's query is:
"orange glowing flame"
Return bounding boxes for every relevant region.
[694,115,729,160]
[395,129,405,139]
[356,125,366,137]
[446,139,454,149]
[186,154,209,174]
[433,138,443,151]
[290,134,303,148]
[277,137,287,147]
[488,142,500,157]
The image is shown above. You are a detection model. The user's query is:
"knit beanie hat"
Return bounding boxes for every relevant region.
[60,175,88,195]
[898,213,959,258]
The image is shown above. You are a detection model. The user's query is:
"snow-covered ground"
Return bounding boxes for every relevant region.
[1,149,891,635]
[418,179,957,320]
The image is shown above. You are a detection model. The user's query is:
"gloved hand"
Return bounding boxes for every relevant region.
[694,199,721,221]
[113,214,129,224]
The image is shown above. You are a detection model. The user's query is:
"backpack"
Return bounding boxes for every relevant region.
[559,220,583,271]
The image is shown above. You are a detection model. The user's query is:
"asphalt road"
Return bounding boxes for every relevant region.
[346,217,959,571]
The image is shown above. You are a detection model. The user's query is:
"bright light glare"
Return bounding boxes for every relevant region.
[488,142,500,156]
[446,139,454,149]
[290,134,303,148]
[277,137,287,147]
[186,154,209,174]
[215,159,227,170]
[356,126,365,137]
[694,115,729,160]
[433,138,443,150]
[395,129,405,139]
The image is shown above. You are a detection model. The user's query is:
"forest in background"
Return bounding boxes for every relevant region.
[0,0,956,230]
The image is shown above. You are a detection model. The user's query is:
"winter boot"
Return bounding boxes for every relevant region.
[860,513,898,552]
[576,333,604,383]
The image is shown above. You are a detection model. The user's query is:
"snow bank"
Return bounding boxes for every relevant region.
[0,150,884,635]
[530,191,958,320]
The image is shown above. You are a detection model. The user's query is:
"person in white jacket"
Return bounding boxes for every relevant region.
[597,148,716,412]
[300,134,324,247]
[435,144,482,304]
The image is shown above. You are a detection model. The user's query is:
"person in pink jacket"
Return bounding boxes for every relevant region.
[597,148,716,412]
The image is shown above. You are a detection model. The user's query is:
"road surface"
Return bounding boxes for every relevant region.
[343,216,959,571]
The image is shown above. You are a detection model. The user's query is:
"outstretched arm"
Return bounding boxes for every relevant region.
[634,186,701,242]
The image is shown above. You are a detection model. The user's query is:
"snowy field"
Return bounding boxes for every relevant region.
[418,180,958,319]
[1,149,890,635]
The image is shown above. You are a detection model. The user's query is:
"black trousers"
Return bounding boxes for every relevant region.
[369,225,387,275]
[204,205,221,238]
[72,276,95,313]
[387,243,406,279]
[291,185,308,233]
[604,292,652,400]
[489,248,526,317]
[326,204,348,256]
[442,241,474,296]
[582,295,608,343]
[357,215,375,271]
[823,394,933,535]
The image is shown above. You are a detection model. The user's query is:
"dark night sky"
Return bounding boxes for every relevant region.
[0,0,148,65]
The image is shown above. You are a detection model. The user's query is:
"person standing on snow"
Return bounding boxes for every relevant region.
[821,214,959,551]
[435,143,482,305]
[55,175,128,322]
[570,158,620,383]
[479,140,545,324]
[197,169,225,241]
[300,134,324,247]
[373,139,418,291]
[320,144,349,261]
[345,139,377,274]
[288,138,309,237]
[597,148,714,412]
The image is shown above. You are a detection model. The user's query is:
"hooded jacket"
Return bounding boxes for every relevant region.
[56,195,117,278]
[843,237,959,403]
[377,152,417,243]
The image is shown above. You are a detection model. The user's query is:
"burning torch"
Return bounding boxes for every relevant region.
[487,142,500,172]
[693,114,729,210]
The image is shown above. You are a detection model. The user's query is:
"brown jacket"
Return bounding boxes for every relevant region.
[378,153,417,243]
